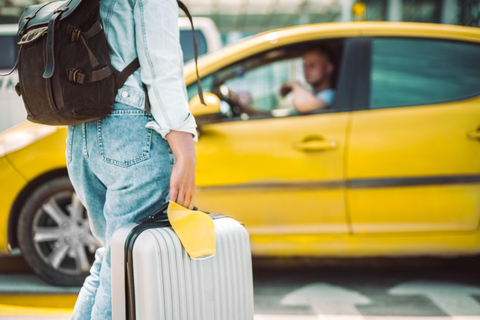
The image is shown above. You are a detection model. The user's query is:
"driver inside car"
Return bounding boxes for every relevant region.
[216,46,336,118]
[280,47,335,113]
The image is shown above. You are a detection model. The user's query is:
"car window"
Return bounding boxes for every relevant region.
[186,58,304,119]
[0,35,16,70]
[186,39,344,121]
[222,57,304,114]
[180,30,208,63]
[370,38,480,109]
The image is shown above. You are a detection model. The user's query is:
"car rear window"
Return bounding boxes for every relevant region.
[370,37,480,109]
[0,35,16,70]
[180,30,208,63]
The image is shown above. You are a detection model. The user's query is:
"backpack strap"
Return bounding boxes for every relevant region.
[177,0,206,106]
[0,47,21,77]
[43,6,69,79]
[67,21,103,69]
[67,65,114,84]
[114,59,153,114]
[116,59,140,90]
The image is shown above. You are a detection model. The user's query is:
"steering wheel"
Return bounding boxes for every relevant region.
[216,84,244,118]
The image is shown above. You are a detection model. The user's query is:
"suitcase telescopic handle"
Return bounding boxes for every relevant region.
[147,202,170,220]
[145,202,205,223]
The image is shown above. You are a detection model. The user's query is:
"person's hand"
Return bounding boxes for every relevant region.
[166,131,196,209]
[280,80,298,97]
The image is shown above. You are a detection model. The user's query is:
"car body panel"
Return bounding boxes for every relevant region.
[348,100,480,177]
[6,127,67,181]
[0,156,27,251]
[358,22,480,43]
[347,100,480,234]
[194,112,350,238]
[250,227,480,257]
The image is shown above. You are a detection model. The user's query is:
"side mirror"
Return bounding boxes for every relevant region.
[189,92,222,124]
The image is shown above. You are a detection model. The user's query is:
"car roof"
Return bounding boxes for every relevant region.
[0,24,18,35]
[184,21,480,85]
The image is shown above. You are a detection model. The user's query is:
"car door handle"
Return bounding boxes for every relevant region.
[293,139,337,151]
[467,130,480,140]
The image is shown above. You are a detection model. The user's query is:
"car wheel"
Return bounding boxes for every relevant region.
[17,176,100,286]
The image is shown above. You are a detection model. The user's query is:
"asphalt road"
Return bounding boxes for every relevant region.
[253,256,480,319]
[0,255,479,319]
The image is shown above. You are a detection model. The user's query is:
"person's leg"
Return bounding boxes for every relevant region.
[83,104,174,319]
[70,247,104,320]
[67,124,108,320]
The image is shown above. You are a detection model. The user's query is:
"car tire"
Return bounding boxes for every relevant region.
[17,176,100,286]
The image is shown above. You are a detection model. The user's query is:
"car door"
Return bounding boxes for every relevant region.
[347,36,480,234]
[192,39,360,256]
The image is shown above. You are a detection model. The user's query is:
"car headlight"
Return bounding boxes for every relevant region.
[0,125,57,157]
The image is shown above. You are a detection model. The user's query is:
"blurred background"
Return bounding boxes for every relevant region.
[1,0,480,45]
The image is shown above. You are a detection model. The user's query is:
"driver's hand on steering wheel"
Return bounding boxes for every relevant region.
[280,80,300,97]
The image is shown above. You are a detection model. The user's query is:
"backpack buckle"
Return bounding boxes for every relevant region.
[66,25,81,42]
[67,69,85,84]
[71,28,81,42]
[53,7,69,14]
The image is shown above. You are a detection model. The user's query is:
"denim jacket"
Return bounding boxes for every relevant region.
[100,0,198,141]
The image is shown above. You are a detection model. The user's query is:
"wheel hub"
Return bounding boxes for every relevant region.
[32,191,100,275]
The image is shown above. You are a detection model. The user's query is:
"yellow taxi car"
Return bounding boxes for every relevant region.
[1,21,480,286]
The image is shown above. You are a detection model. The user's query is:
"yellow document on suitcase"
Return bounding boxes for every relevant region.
[167,201,216,259]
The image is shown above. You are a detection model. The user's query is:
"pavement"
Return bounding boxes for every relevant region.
[0,273,77,320]
[0,256,75,320]
[1,255,480,319]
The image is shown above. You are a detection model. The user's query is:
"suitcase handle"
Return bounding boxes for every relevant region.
[144,202,206,223]
[145,202,169,222]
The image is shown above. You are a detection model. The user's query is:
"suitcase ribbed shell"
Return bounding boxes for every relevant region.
[111,217,254,320]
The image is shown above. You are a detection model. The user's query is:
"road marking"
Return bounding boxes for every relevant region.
[255,315,317,320]
[281,282,371,320]
[390,280,480,320]
[256,317,470,320]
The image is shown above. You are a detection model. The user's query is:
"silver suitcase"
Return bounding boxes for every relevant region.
[111,207,254,320]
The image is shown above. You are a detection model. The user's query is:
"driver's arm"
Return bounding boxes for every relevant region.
[226,87,270,116]
[235,101,270,116]
[281,81,328,113]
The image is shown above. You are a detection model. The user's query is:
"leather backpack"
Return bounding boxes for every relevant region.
[1,0,204,125]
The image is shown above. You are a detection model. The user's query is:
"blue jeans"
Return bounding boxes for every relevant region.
[67,103,174,320]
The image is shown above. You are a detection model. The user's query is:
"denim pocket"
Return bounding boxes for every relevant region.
[98,110,152,167]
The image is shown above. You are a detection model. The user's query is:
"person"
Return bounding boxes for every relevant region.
[280,47,336,113]
[67,0,197,319]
